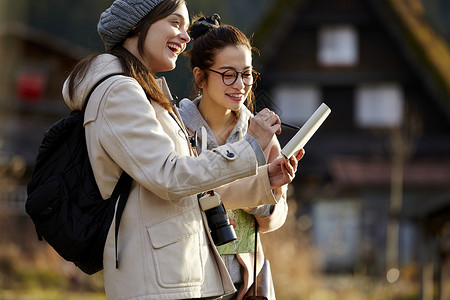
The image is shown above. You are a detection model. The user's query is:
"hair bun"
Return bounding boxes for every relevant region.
[189,13,221,40]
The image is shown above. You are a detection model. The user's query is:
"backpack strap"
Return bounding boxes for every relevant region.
[82,72,132,269]
[82,72,125,112]
[112,171,132,269]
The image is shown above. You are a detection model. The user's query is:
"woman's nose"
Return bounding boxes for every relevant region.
[180,28,191,43]
[233,74,246,89]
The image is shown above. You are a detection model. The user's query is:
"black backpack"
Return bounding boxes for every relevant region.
[25,73,132,275]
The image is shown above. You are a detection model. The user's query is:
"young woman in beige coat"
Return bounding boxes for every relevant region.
[63,0,302,299]
[179,15,304,300]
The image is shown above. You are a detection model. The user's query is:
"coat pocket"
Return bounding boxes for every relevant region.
[147,208,205,287]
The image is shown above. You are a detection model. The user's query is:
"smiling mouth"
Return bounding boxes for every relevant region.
[227,93,244,100]
[168,43,182,54]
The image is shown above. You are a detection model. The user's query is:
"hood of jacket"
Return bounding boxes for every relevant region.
[62,54,126,111]
[62,54,174,111]
[178,97,253,153]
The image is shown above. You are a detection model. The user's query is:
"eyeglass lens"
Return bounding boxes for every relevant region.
[222,70,258,86]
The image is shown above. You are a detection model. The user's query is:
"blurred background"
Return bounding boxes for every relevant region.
[1,0,449,299]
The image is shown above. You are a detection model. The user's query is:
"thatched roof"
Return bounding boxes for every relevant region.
[252,0,450,116]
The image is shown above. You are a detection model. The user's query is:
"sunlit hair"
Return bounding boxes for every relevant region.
[68,0,186,112]
[185,15,259,113]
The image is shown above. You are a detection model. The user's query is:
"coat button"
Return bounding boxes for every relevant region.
[226,150,235,158]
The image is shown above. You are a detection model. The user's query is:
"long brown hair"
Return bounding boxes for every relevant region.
[184,17,259,112]
[68,0,186,112]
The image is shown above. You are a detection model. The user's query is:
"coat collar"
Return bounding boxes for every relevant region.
[178,97,253,153]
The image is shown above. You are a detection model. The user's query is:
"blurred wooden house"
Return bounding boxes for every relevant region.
[252,0,450,298]
[0,22,88,214]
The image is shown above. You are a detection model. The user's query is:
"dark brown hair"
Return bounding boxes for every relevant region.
[68,0,186,112]
[185,18,259,112]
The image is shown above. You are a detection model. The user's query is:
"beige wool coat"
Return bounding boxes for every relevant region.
[62,54,281,300]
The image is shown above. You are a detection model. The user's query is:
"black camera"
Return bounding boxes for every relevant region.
[198,191,236,246]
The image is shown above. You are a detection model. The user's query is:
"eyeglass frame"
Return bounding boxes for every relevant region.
[206,68,260,86]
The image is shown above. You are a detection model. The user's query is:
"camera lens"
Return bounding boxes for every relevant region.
[205,203,237,246]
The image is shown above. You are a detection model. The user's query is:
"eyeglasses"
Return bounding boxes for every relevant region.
[207,69,260,86]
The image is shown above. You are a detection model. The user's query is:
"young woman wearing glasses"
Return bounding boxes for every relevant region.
[179,14,305,300]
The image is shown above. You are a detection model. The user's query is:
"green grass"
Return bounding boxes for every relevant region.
[0,289,105,300]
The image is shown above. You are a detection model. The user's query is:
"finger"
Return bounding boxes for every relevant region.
[272,123,282,135]
[251,112,262,121]
[263,110,273,119]
[259,108,270,114]
[296,148,305,160]
[264,112,279,123]
[289,155,298,173]
[273,114,282,134]
[273,113,281,125]
[255,108,270,119]
[282,160,294,181]
[283,158,294,177]
[280,160,288,177]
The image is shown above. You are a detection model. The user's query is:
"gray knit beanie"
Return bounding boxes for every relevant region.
[97,0,165,51]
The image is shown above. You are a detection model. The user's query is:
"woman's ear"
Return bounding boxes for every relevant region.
[193,67,204,89]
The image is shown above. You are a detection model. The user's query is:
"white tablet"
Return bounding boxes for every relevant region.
[281,103,331,158]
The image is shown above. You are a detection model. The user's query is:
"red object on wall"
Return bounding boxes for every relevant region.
[16,72,46,103]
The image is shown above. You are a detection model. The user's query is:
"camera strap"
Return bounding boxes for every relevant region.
[245,217,269,300]
[169,110,198,157]
[199,126,207,153]
[252,218,258,296]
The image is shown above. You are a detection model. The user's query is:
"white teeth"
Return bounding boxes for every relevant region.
[168,43,181,53]
[229,94,242,98]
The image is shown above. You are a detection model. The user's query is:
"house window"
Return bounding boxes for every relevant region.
[318,25,359,66]
[355,83,404,128]
[272,85,321,125]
